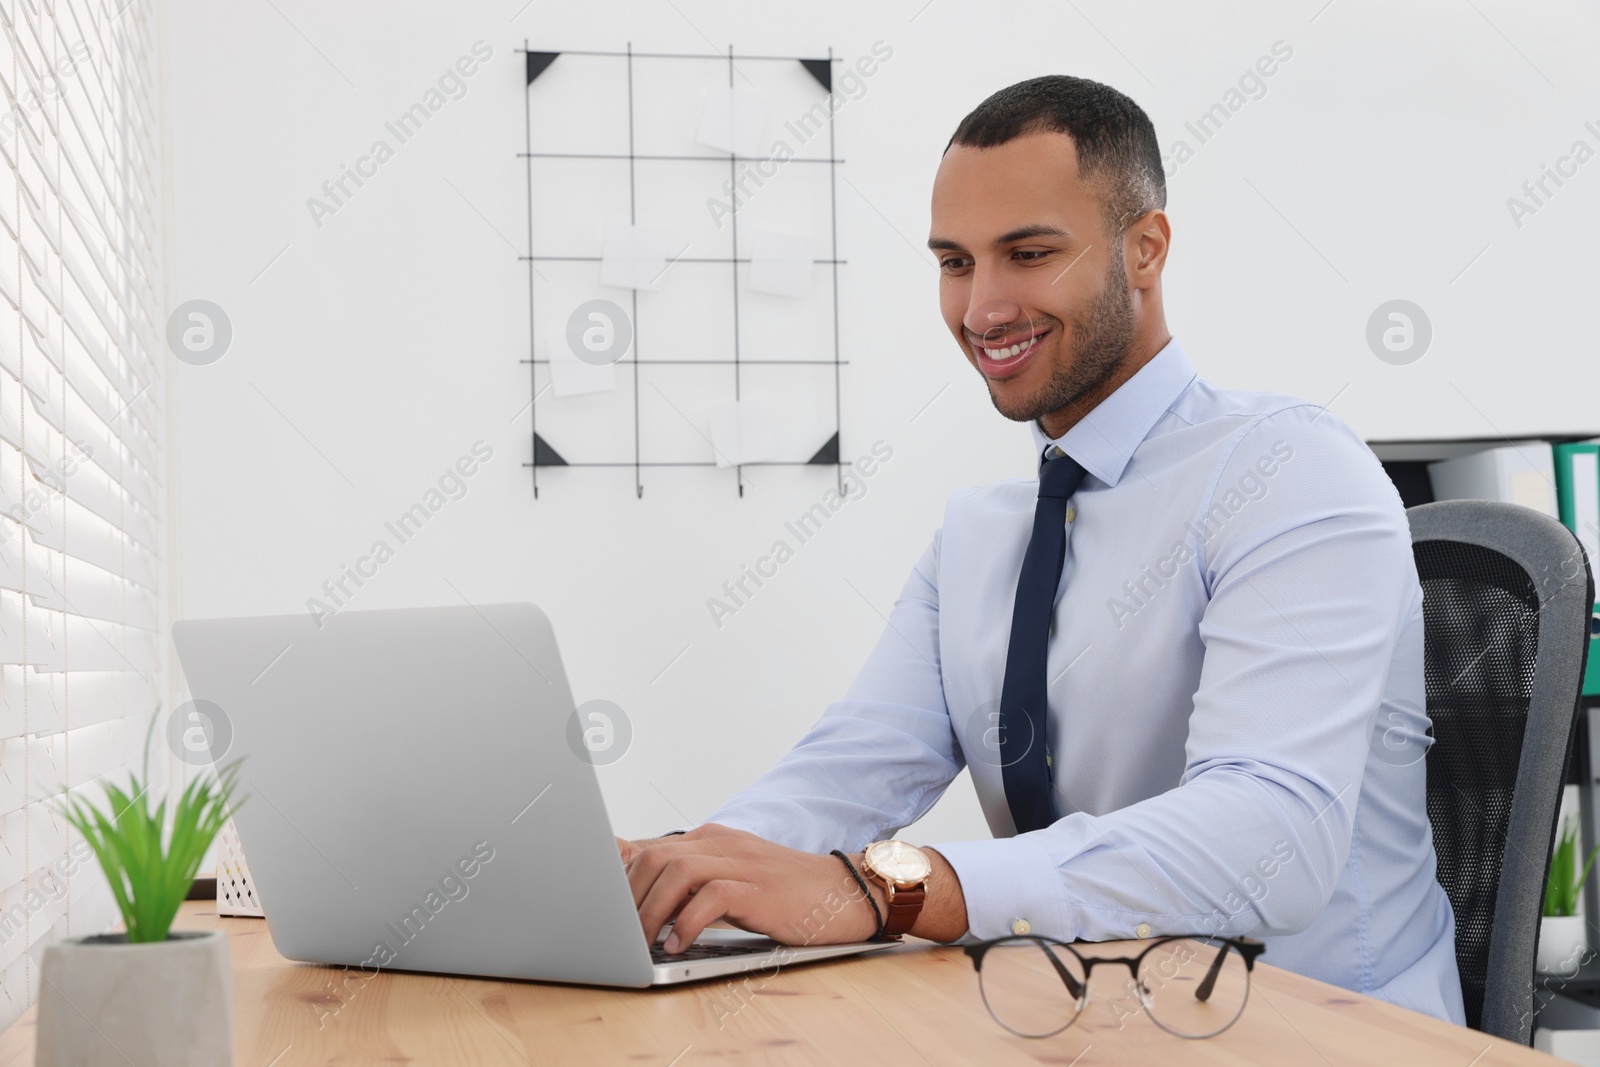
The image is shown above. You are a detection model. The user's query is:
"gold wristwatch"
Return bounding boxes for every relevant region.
[860,840,931,938]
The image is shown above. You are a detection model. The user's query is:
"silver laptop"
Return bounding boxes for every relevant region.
[171,603,892,987]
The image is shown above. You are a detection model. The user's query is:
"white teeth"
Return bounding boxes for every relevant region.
[983,335,1039,360]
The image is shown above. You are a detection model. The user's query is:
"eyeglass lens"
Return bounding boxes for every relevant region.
[977,938,1089,1038]
[1134,938,1252,1038]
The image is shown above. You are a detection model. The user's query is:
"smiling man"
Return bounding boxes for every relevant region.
[623,75,1465,1024]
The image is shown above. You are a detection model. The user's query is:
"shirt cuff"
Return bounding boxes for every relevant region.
[928,834,1071,942]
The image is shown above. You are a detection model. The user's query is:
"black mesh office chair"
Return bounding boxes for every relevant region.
[1408,500,1593,1043]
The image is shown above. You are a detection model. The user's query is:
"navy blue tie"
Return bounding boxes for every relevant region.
[999,448,1087,833]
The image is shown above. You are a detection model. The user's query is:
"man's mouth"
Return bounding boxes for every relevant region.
[972,329,1048,379]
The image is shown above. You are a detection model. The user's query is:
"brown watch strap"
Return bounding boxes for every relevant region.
[880,881,926,938]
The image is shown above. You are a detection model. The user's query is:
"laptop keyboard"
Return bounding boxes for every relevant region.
[650,941,771,964]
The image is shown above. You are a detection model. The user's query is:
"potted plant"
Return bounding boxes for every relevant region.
[1538,814,1600,974]
[36,721,243,1067]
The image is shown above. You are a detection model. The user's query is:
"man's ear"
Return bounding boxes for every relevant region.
[1129,209,1171,288]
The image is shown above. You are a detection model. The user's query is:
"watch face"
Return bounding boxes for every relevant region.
[867,840,931,884]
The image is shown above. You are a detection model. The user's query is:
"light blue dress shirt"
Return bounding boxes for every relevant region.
[701,337,1465,1024]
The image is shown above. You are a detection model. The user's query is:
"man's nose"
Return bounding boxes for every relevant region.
[965,298,1023,345]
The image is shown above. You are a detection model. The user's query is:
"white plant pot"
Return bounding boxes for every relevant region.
[1537,914,1590,975]
[36,929,233,1067]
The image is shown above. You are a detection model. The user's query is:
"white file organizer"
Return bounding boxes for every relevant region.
[215,819,265,917]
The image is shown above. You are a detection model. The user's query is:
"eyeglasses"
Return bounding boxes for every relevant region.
[962,934,1267,1040]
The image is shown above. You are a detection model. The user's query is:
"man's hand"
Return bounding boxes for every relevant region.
[624,824,970,952]
[614,836,672,866]
[626,824,883,952]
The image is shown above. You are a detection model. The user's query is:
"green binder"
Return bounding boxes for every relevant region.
[1553,442,1600,697]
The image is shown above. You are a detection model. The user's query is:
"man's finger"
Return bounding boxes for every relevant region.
[616,837,641,865]
[625,836,682,907]
[637,854,736,947]
[625,834,742,905]
[664,878,746,952]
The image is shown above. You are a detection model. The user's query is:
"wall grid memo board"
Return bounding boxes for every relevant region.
[519,41,850,498]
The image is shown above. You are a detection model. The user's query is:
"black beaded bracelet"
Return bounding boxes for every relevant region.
[830,849,886,941]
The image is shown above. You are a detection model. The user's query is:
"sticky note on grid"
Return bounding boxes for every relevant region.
[705,398,776,467]
[547,329,616,398]
[696,86,768,157]
[599,223,673,292]
[748,229,816,298]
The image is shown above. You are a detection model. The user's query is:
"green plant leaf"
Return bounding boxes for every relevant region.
[1545,816,1589,918]
[51,711,246,943]
[1574,842,1600,903]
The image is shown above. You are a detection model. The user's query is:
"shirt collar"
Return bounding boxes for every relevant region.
[1028,336,1197,488]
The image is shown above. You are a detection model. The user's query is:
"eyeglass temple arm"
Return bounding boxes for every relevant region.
[1194,938,1266,1002]
[1039,943,1085,1000]
[1194,942,1230,1002]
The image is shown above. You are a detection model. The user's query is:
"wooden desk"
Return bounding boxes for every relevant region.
[0,900,1563,1066]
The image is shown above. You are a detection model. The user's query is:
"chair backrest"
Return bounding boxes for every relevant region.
[1407,500,1593,1043]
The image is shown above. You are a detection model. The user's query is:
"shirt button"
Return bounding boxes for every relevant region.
[1065,505,1076,523]
[1010,918,1032,936]
[1135,922,1152,939]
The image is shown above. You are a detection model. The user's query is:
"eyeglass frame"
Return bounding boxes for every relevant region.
[962,933,1268,1040]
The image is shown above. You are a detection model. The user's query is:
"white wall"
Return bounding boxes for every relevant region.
[163,0,1600,845]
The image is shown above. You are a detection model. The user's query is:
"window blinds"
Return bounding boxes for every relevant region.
[0,0,164,1029]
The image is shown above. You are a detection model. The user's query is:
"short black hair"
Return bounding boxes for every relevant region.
[945,75,1165,237]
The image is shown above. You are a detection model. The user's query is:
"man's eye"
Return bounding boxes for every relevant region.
[939,258,968,271]
[1015,250,1051,261]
